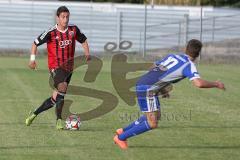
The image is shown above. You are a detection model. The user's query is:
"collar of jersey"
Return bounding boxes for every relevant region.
[56,24,68,33]
[182,53,191,61]
[183,53,197,63]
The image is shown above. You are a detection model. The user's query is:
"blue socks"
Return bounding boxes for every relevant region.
[119,115,152,141]
[123,115,148,132]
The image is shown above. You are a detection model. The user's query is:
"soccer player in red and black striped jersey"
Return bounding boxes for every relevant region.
[25,6,90,129]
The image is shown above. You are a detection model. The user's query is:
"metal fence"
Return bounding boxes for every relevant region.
[144,13,240,51]
[0,0,240,55]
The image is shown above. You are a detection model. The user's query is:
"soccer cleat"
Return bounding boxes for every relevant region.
[113,135,128,150]
[56,119,64,130]
[116,128,124,135]
[25,111,37,126]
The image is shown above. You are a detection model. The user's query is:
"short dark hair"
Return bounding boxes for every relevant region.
[186,39,202,59]
[56,6,70,17]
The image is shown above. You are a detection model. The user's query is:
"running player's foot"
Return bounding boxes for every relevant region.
[25,111,36,126]
[113,135,128,150]
[56,119,64,130]
[116,128,124,135]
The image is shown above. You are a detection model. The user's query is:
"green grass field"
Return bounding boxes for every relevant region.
[0,56,239,160]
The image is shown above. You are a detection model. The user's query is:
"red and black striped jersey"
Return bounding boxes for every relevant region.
[34,24,87,71]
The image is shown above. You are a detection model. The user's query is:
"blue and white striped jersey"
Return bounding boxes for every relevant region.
[136,53,200,86]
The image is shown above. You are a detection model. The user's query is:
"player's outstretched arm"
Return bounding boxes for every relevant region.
[28,43,37,70]
[192,78,225,90]
[81,40,91,62]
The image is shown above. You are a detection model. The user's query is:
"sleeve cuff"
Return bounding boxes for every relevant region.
[189,76,200,81]
[34,39,39,46]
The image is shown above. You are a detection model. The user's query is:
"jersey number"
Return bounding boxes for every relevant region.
[161,57,178,69]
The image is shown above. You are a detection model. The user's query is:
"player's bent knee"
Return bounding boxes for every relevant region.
[148,120,158,129]
[56,91,66,104]
[146,112,159,129]
[57,82,68,92]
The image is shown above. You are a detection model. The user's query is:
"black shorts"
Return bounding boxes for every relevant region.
[50,68,72,89]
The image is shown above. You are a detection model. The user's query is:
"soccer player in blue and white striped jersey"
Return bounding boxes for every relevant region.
[114,39,225,149]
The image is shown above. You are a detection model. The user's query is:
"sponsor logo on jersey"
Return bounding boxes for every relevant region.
[59,40,72,48]
[69,31,74,38]
[134,121,140,125]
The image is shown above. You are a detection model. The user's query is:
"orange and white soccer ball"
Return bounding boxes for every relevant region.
[65,115,81,130]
